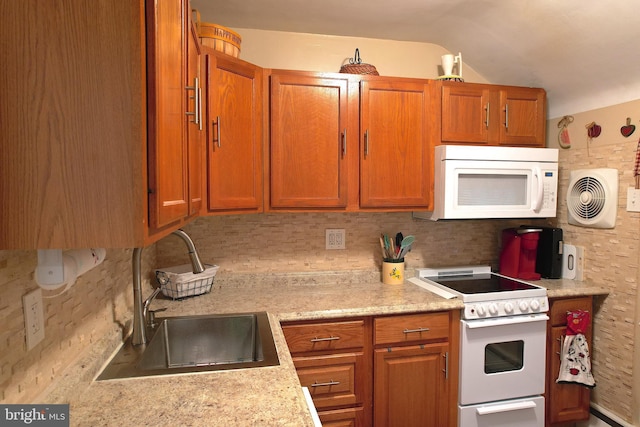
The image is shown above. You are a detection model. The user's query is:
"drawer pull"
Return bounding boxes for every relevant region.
[311,380,340,387]
[310,336,341,343]
[403,327,430,334]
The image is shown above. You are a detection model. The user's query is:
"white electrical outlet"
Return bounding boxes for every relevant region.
[326,229,346,250]
[23,288,45,350]
[627,188,640,212]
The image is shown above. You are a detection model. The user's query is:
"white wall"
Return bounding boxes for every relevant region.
[233,27,489,82]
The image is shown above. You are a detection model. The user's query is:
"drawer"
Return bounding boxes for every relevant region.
[549,297,592,326]
[374,312,449,345]
[282,320,365,353]
[293,352,363,410]
[319,406,364,427]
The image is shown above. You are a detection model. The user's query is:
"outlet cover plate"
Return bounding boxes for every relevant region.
[627,188,640,212]
[326,229,346,250]
[23,288,45,350]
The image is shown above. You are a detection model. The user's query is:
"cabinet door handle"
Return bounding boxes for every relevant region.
[197,85,203,131]
[364,129,369,156]
[341,128,347,156]
[485,102,490,129]
[212,116,221,148]
[403,327,430,334]
[311,380,340,387]
[186,77,199,126]
[310,336,340,343]
[504,103,509,130]
[443,351,449,379]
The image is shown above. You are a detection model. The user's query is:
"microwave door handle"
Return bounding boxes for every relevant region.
[533,166,543,212]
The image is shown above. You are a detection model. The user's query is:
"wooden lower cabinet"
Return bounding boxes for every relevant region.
[282,312,459,427]
[282,318,372,427]
[373,312,457,427]
[374,343,449,427]
[546,296,593,426]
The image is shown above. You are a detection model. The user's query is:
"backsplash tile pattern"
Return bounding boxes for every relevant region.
[0,248,155,403]
[157,212,510,275]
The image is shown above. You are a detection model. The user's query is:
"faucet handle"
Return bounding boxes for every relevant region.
[148,308,167,327]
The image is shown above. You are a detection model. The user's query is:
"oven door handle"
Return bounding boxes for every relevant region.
[464,314,549,329]
[476,400,537,415]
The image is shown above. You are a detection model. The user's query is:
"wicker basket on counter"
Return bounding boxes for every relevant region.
[340,48,379,75]
[155,264,219,300]
[193,9,241,58]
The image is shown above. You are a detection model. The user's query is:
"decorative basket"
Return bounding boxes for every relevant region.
[340,48,379,76]
[193,9,241,58]
[155,264,219,300]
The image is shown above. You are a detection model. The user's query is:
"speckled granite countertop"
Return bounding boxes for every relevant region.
[41,270,608,427]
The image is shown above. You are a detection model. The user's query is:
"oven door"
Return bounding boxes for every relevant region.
[459,313,548,405]
[459,395,545,427]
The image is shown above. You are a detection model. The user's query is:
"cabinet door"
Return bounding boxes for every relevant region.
[147,0,189,228]
[441,83,491,144]
[547,326,591,424]
[374,343,449,427]
[270,74,349,209]
[547,296,592,426]
[206,53,263,212]
[360,79,432,209]
[499,87,546,147]
[186,21,203,217]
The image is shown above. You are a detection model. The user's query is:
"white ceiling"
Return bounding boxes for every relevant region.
[191,0,640,118]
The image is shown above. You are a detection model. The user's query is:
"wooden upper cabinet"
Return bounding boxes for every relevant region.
[186,19,204,217]
[499,86,546,146]
[359,79,433,209]
[440,81,546,147]
[205,52,263,213]
[269,73,351,209]
[147,0,190,228]
[1,0,156,249]
[441,84,491,144]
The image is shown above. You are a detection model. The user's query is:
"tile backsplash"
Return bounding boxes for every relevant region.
[157,212,514,275]
[0,249,156,403]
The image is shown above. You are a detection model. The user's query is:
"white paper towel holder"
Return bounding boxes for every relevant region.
[35,248,106,291]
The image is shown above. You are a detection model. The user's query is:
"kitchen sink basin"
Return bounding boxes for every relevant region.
[97,312,279,380]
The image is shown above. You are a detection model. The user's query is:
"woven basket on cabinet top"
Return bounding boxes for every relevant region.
[340,48,379,75]
[192,9,241,58]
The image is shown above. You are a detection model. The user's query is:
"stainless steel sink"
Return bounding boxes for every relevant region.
[97,312,279,380]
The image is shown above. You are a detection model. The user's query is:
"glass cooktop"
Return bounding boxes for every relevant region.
[432,273,538,295]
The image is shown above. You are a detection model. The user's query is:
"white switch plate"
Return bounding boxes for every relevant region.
[326,229,345,250]
[23,288,45,350]
[627,188,640,212]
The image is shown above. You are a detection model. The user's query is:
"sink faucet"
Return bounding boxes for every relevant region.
[131,229,205,345]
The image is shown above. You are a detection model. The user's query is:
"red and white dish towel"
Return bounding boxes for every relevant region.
[556,310,596,388]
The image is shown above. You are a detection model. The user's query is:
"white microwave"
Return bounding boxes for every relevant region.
[415,145,559,221]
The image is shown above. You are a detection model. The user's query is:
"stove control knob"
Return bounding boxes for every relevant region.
[488,303,499,315]
[504,302,514,314]
[475,305,487,317]
[530,299,541,311]
[518,300,530,312]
